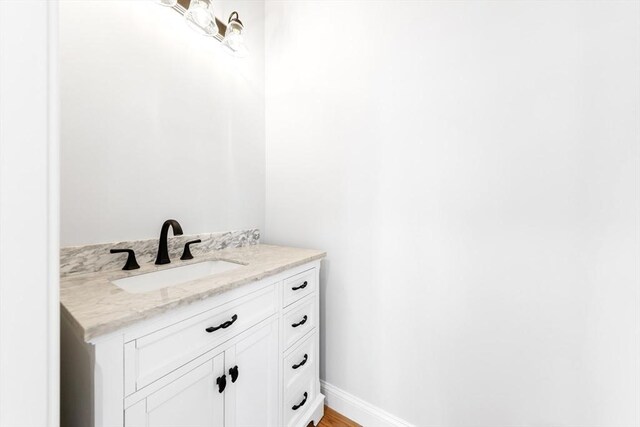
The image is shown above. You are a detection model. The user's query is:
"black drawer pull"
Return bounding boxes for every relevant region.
[206,314,238,333]
[216,374,226,393]
[292,354,308,370]
[291,315,308,328]
[292,392,308,411]
[291,281,308,291]
[229,365,239,383]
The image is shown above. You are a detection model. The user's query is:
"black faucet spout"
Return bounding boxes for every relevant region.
[155,219,184,265]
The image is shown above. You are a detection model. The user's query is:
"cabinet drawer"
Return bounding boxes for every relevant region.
[283,296,315,350]
[283,268,316,307]
[125,283,277,393]
[283,332,316,390]
[284,370,316,427]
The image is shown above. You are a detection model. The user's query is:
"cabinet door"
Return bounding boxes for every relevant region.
[125,353,225,427]
[224,319,279,427]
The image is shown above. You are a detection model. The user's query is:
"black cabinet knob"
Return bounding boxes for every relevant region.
[229,365,239,383]
[216,374,226,393]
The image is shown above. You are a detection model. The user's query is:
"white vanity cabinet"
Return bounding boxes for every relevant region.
[61,261,324,427]
[124,320,278,427]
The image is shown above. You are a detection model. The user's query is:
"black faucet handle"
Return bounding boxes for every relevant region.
[110,249,140,270]
[181,239,202,260]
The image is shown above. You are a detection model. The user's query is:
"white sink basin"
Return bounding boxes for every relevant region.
[111,260,243,294]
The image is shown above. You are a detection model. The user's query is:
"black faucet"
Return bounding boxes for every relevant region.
[155,219,184,265]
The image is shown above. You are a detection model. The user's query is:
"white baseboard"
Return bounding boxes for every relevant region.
[320,380,414,427]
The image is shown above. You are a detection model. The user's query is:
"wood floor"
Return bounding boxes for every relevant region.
[310,406,360,427]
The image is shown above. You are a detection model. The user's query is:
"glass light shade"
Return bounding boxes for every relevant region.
[184,0,218,37]
[222,12,248,57]
[156,0,178,6]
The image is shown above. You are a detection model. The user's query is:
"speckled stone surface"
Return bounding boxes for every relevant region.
[61,244,325,342]
[60,229,260,276]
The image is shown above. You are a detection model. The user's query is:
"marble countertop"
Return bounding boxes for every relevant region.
[61,244,325,342]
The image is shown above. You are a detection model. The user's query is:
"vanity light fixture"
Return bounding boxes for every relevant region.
[221,11,248,57]
[160,0,248,58]
[184,0,218,37]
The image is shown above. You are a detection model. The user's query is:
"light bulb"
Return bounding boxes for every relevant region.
[184,0,218,37]
[225,29,242,50]
[222,12,247,57]
[192,7,211,27]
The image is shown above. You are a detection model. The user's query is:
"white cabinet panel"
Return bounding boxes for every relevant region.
[283,268,315,307]
[125,353,225,427]
[284,370,316,427]
[225,320,279,427]
[283,296,316,350]
[283,332,315,390]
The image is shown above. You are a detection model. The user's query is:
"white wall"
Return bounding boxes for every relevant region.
[0,1,59,425]
[60,0,265,246]
[265,1,640,425]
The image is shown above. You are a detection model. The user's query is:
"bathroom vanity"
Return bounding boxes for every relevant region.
[61,238,325,427]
